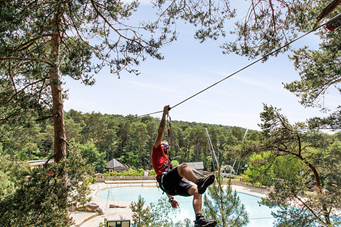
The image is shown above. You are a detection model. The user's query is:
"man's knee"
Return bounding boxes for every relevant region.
[178,163,189,174]
[180,163,189,169]
[188,185,200,196]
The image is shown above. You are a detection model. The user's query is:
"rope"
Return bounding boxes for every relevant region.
[205,127,225,190]
[170,14,341,110]
[166,113,172,161]
[205,128,219,172]
[166,113,184,160]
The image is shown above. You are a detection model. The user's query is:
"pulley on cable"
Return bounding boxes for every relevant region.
[313,0,341,29]
[326,13,341,31]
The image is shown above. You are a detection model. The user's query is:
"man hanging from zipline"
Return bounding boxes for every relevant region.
[152,105,216,227]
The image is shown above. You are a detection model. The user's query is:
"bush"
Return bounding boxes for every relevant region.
[105,168,156,177]
[171,160,179,167]
[121,168,143,176]
[149,169,156,176]
[109,171,120,176]
[90,176,97,184]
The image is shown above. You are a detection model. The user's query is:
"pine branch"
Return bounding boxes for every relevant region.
[15,34,53,52]
[0,57,54,66]
[0,77,48,108]
[90,0,146,46]
[292,192,325,224]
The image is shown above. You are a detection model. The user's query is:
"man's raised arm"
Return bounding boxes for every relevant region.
[154,105,169,148]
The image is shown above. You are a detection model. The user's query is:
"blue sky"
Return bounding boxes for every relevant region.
[63,2,339,131]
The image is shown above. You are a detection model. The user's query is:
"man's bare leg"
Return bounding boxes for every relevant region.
[188,186,202,214]
[178,163,215,195]
[177,163,199,183]
[187,186,217,227]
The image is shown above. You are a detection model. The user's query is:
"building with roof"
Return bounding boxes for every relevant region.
[186,162,204,174]
[106,158,129,173]
[94,173,105,182]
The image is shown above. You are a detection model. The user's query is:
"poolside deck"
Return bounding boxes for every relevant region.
[70,180,270,227]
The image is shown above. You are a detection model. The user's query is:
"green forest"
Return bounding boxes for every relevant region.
[2,107,341,175]
[2,105,341,175]
[1,108,259,173]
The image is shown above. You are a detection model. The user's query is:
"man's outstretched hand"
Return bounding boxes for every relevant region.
[163,105,170,115]
[171,199,179,208]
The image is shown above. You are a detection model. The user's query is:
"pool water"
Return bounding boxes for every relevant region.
[96,186,277,226]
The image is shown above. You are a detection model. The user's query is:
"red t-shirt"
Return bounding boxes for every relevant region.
[151,144,169,176]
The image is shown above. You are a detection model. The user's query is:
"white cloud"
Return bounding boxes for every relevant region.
[209,69,285,94]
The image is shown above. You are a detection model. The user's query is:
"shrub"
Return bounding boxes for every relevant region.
[109,171,120,176]
[90,176,97,184]
[122,168,143,176]
[149,169,156,176]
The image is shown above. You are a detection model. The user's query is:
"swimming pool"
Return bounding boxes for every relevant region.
[96,186,278,226]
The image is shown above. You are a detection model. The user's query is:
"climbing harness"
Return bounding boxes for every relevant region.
[157,164,175,195]
[159,160,172,173]
[158,172,172,194]
[156,155,173,194]
[157,108,180,194]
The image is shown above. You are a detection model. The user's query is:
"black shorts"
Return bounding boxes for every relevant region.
[157,167,193,196]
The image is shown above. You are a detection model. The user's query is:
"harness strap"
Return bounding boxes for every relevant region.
[159,160,172,173]
[158,172,176,194]
[157,173,169,194]
[160,173,167,192]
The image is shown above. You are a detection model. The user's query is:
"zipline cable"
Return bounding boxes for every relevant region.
[13,13,341,140]
[170,13,341,110]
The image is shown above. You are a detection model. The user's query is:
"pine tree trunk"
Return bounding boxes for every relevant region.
[50,15,66,163]
[50,11,67,210]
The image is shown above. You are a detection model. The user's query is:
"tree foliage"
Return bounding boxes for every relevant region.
[218,0,341,131]
[0,155,30,198]
[244,104,341,226]
[130,196,192,226]
[0,0,236,160]
[130,195,151,227]
[203,178,249,227]
[0,146,93,227]
[78,141,106,172]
